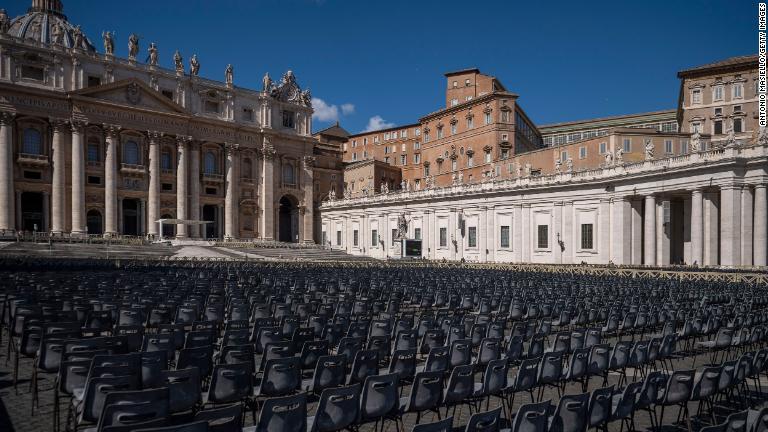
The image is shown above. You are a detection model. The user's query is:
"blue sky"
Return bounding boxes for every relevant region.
[9,0,755,133]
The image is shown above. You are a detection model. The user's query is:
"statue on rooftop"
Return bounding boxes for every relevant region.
[173,50,183,73]
[225,64,234,86]
[102,31,114,55]
[128,33,140,61]
[190,54,200,76]
[147,42,158,66]
[644,138,654,160]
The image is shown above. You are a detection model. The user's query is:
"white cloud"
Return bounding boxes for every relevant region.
[363,115,396,132]
[311,98,339,122]
[341,103,355,115]
[312,98,355,123]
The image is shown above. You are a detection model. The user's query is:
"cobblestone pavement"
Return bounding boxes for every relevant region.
[1,329,766,432]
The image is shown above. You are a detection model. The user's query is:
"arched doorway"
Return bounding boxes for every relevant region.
[86,209,103,235]
[278,195,299,243]
[122,199,140,236]
[161,213,175,238]
[20,192,44,231]
[202,205,219,239]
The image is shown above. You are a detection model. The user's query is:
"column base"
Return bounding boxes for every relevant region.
[103,232,118,239]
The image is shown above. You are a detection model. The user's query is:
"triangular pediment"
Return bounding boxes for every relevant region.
[70,78,187,114]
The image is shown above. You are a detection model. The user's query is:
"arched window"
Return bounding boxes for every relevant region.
[242,158,252,180]
[22,128,42,155]
[123,140,139,165]
[204,151,217,174]
[161,150,172,170]
[283,163,295,185]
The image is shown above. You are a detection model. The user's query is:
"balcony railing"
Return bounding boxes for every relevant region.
[202,173,224,183]
[120,163,146,175]
[17,153,49,166]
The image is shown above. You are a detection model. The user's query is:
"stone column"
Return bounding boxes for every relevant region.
[147,131,160,237]
[224,143,239,239]
[740,186,754,267]
[599,198,611,262]
[643,195,656,266]
[301,155,315,243]
[610,197,631,265]
[260,138,275,240]
[719,185,742,266]
[630,200,643,265]
[103,125,119,237]
[522,204,531,262]
[188,142,200,238]
[514,204,523,263]
[479,206,488,262]
[175,136,189,239]
[703,191,720,266]
[562,201,573,264]
[0,113,14,232]
[657,197,671,266]
[50,120,67,234]
[70,122,86,235]
[690,189,704,266]
[754,184,767,267]
[15,190,22,231]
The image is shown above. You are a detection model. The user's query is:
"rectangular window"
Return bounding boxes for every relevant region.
[681,140,689,154]
[87,175,101,184]
[537,225,549,249]
[87,144,100,162]
[282,110,295,128]
[391,228,397,246]
[501,111,510,123]
[414,154,421,164]
[599,142,607,154]
[560,151,568,162]
[580,223,594,250]
[467,117,474,129]
[692,122,701,133]
[21,65,44,81]
[451,98,458,106]
[692,89,702,104]
[161,182,173,191]
[714,120,723,135]
[733,105,742,113]
[384,156,390,164]
[414,142,421,150]
[414,228,421,240]
[500,225,510,248]
[322,231,326,246]
[664,140,673,154]
[451,123,457,135]
[484,112,491,125]
[734,118,743,133]
[161,90,174,100]
[336,231,342,246]
[87,76,101,87]
[579,147,587,159]
[353,230,359,247]
[623,138,631,153]
[714,85,724,101]
[468,226,477,248]
[242,107,254,121]
[204,100,220,113]
[437,128,444,139]
[467,156,474,168]
[439,227,447,247]
[371,229,378,247]
[733,83,743,99]
[400,155,407,165]
[424,165,430,176]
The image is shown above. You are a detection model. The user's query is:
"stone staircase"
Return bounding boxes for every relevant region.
[218,245,375,262]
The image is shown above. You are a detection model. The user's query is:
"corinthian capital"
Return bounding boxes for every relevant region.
[176,135,192,150]
[225,142,240,155]
[147,130,162,141]
[71,120,87,134]
[0,111,15,126]
[49,117,70,132]
[103,123,121,138]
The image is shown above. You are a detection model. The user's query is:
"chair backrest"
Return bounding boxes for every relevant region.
[141,350,169,388]
[724,410,748,432]
[692,365,722,401]
[549,392,589,432]
[207,362,253,404]
[538,352,563,384]
[193,403,243,432]
[388,349,417,381]
[423,346,450,373]
[177,346,213,380]
[663,369,695,405]
[133,420,210,432]
[443,364,475,405]
[566,347,589,380]
[261,357,301,396]
[638,371,666,408]
[412,416,453,432]
[310,354,347,394]
[477,338,501,366]
[162,368,201,414]
[505,335,524,362]
[513,357,540,391]
[98,387,170,431]
[748,406,768,432]
[612,381,642,421]
[359,373,399,422]
[511,400,551,432]
[58,359,91,395]
[587,385,614,428]
[406,371,443,412]
[465,407,502,432]
[80,375,141,424]
[312,383,360,432]
[450,339,473,367]
[348,349,380,385]
[480,359,508,396]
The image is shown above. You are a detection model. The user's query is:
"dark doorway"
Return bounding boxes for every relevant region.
[278,195,298,243]
[203,205,218,239]
[670,199,685,265]
[86,209,103,235]
[122,199,140,236]
[21,192,44,232]
[160,213,175,238]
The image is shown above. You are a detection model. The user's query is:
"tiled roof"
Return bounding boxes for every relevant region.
[677,55,758,76]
